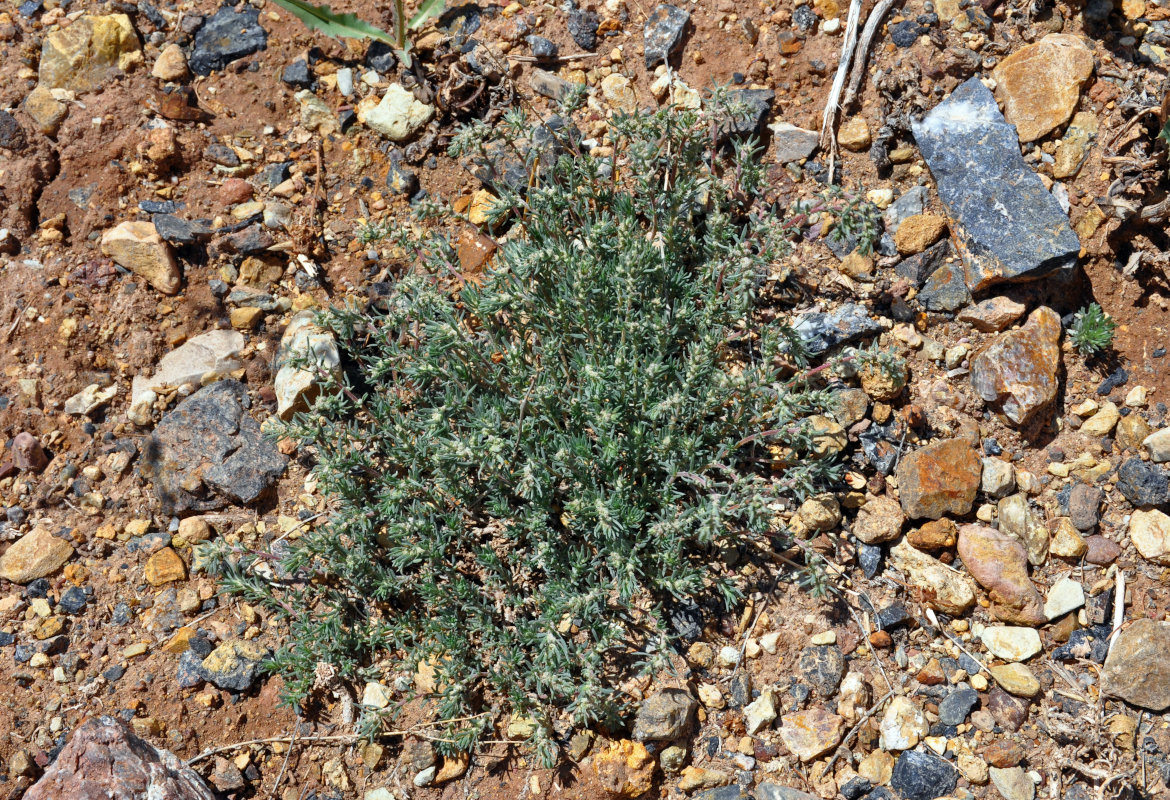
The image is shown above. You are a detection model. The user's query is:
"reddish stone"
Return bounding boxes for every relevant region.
[1084,535,1120,565]
[11,432,48,472]
[970,307,1061,428]
[957,524,1045,625]
[983,739,1025,768]
[23,716,216,800]
[895,438,982,520]
[986,687,1029,732]
[216,177,253,206]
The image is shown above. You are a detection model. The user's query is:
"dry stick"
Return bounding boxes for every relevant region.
[842,0,899,110]
[1107,568,1126,657]
[820,0,865,183]
[508,53,601,63]
[823,689,895,773]
[188,734,357,765]
[268,720,298,800]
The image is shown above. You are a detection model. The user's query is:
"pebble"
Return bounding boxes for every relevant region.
[888,539,974,614]
[989,766,1035,800]
[771,122,820,163]
[838,116,871,152]
[1043,576,1084,620]
[152,44,190,82]
[981,626,1042,662]
[1143,427,1170,462]
[189,3,269,76]
[889,750,957,800]
[937,686,979,725]
[0,527,74,584]
[360,84,435,142]
[894,214,947,256]
[957,296,1027,332]
[198,640,269,691]
[743,691,776,735]
[777,707,844,761]
[1128,509,1170,565]
[37,13,142,93]
[1101,619,1170,710]
[101,221,181,294]
[988,662,1040,698]
[1116,457,1169,507]
[643,4,690,66]
[879,696,927,750]
[632,689,696,741]
[798,644,845,697]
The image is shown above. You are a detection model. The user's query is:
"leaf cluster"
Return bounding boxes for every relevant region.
[1069,302,1116,356]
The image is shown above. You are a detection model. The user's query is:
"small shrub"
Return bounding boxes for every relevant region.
[1069,302,1115,356]
[210,103,842,762]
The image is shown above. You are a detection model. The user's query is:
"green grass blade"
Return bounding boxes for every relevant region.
[271,0,396,44]
[409,0,446,30]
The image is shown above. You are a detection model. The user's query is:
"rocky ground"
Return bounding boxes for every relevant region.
[1,0,1170,799]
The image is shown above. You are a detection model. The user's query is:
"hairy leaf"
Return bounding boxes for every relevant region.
[270,0,395,44]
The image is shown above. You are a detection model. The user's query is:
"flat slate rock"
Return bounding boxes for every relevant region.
[142,379,286,513]
[643,4,689,66]
[792,303,883,356]
[911,77,1079,291]
[189,4,269,76]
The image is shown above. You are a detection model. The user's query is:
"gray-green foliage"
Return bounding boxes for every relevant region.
[1069,302,1115,356]
[211,103,841,763]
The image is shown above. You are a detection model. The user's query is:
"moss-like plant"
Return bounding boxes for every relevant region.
[1069,302,1116,356]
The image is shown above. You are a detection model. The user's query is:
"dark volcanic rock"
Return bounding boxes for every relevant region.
[889,750,957,800]
[917,260,971,312]
[1117,457,1169,507]
[22,716,217,800]
[568,6,600,50]
[643,4,689,66]
[717,89,774,142]
[798,644,846,697]
[911,77,1079,291]
[632,688,697,741]
[895,239,951,287]
[142,380,287,513]
[189,4,269,76]
[0,110,27,151]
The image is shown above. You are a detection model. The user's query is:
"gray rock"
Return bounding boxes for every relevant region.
[911,77,1079,291]
[142,380,287,513]
[798,644,845,697]
[718,89,774,142]
[695,787,749,800]
[1101,618,1170,710]
[756,786,818,800]
[567,6,599,50]
[632,688,696,741]
[189,4,269,76]
[889,750,957,800]
[884,186,927,233]
[793,303,883,356]
[198,640,270,692]
[530,68,571,101]
[1117,457,1169,508]
[895,239,950,287]
[643,4,689,66]
[152,214,208,246]
[22,716,217,800]
[1068,483,1103,531]
[771,123,819,163]
[917,259,971,312]
[527,35,558,60]
[280,59,312,88]
[937,686,978,725]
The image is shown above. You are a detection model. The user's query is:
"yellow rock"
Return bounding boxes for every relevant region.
[467,189,499,228]
[152,43,189,82]
[39,14,142,94]
[838,116,871,152]
[101,221,181,294]
[433,752,469,784]
[593,740,655,798]
[23,86,68,136]
[992,34,1094,142]
[894,214,948,255]
[144,547,186,585]
[162,626,195,654]
[230,307,264,330]
[0,526,74,584]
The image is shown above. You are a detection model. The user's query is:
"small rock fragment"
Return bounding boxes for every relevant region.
[101,221,181,294]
